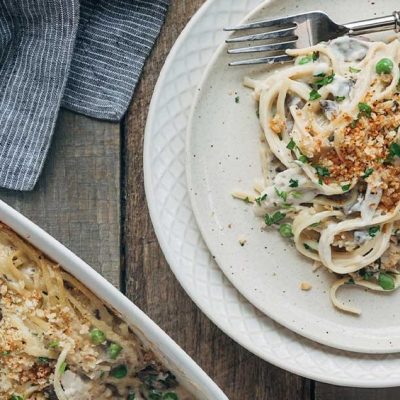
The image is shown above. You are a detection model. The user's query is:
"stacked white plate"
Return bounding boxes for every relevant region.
[144,0,400,387]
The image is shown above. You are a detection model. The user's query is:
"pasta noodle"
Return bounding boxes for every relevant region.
[241,35,400,315]
[0,224,194,399]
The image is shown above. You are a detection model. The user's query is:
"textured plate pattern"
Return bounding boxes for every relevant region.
[144,0,400,387]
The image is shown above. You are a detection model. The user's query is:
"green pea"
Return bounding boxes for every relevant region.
[110,364,128,379]
[378,273,395,291]
[376,58,393,74]
[108,342,123,360]
[90,328,106,345]
[279,223,293,238]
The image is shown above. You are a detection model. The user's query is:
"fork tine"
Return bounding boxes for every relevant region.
[226,27,296,43]
[229,54,293,66]
[227,40,296,54]
[224,17,295,31]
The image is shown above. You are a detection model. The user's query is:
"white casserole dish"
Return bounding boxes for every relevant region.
[0,199,228,400]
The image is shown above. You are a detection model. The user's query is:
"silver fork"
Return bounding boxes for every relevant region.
[225,10,400,66]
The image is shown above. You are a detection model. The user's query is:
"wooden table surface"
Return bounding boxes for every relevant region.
[1,1,399,399]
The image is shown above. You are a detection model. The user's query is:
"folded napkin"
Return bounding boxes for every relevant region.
[0,0,169,191]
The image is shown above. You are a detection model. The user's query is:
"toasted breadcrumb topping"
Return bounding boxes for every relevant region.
[314,94,400,211]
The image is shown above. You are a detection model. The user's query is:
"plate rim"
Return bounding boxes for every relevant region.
[143,0,400,387]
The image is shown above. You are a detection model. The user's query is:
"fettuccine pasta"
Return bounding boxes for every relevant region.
[238,35,400,315]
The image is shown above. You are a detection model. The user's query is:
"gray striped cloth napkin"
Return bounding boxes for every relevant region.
[0,0,169,191]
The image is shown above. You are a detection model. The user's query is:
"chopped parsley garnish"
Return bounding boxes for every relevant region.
[289,178,299,188]
[350,118,359,128]
[290,191,302,199]
[341,183,351,192]
[389,142,400,157]
[10,396,23,400]
[255,193,267,206]
[279,223,293,238]
[349,66,361,73]
[235,96,240,103]
[368,226,380,237]
[59,361,68,374]
[358,102,372,117]
[299,55,313,65]
[364,272,373,281]
[1,351,11,356]
[345,278,355,285]
[244,196,251,204]
[48,340,60,349]
[309,89,321,101]
[314,165,330,177]
[335,96,345,102]
[298,51,319,64]
[163,393,179,400]
[286,138,296,150]
[303,243,312,250]
[37,357,50,364]
[264,211,285,226]
[315,72,335,87]
[362,167,374,178]
[378,272,395,290]
[359,268,373,281]
[275,187,288,202]
[310,221,321,228]
[298,154,309,163]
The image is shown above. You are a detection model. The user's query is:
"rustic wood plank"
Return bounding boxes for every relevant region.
[0,109,121,288]
[123,1,310,399]
[315,385,400,399]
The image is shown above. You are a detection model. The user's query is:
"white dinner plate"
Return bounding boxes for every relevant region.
[186,0,400,354]
[145,0,400,386]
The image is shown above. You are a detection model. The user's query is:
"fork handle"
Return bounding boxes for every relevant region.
[344,11,400,35]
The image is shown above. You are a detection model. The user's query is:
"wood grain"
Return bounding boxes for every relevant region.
[123,1,310,399]
[315,385,400,400]
[0,110,121,288]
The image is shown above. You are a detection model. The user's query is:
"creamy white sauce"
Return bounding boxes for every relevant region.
[329,36,369,62]
[361,186,382,221]
[257,167,319,210]
[354,230,371,245]
[314,62,330,76]
[320,100,338,120]
[326,75,351,98]
[61,371,91,400]
[345,194,364,214]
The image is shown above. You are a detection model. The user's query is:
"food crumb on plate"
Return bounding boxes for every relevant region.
[300,282,312,291]
[238,235,247,246]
